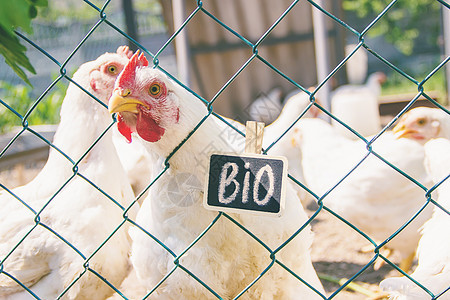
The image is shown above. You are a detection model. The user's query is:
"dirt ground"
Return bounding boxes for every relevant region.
[0,161,46,189]
[0,162,407,300]
[307,200,405,299]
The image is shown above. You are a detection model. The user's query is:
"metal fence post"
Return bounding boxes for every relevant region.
[172,0,191,86]
[312,0,332,121]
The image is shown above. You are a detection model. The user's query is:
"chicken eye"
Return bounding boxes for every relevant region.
[417,118,427,126]
[149,83,162,97]
[107,65,118,74]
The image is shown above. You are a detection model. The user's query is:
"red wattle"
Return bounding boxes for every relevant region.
[90,78,97,91]
[117,115,133,143]
[136,110,165,142]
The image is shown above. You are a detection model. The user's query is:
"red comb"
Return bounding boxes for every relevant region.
[117,45,133,59]
[138,51,149,66]
[117,50,149,87]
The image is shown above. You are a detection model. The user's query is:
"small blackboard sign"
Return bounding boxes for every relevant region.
[204,153,287,216]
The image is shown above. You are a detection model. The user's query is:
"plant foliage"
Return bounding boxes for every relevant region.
[0,0,48,85]
[0,80,65,133]
[343,0,442,55]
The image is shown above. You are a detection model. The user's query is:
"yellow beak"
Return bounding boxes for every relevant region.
[108,91,146,114]
[392,122,415,139]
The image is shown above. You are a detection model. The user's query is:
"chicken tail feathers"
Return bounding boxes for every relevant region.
[380,277,430,300]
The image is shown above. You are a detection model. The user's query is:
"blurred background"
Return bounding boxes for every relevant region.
[0,0,448,133]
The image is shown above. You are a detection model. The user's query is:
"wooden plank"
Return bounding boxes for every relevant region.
[378,91,443,117]
[160,0,343,119]
[378,91,443,104]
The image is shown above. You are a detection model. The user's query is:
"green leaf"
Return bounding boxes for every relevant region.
[28,0,48,7]
[342,0,440,55]
[29,5,38,19]
[0,0,34,34]
[0,0,48,85]
[0,27,36,85]
[1,54,32,86]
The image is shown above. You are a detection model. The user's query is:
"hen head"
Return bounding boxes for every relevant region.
[80,45,133,102]
[371,72,387,85]
[393,107,449,143]
[59,46,133,121]
[108,51,180,144]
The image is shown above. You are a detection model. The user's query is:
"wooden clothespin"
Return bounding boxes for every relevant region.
[245,121,265,154]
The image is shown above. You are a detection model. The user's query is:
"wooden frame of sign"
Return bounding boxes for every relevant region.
[203,152,288,217]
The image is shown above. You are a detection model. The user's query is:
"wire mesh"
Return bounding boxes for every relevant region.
[0,0,449,299]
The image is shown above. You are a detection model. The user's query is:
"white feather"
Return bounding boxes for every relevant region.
[380,137,450,300]
[331,72,385,139]
[0,50,136,299]
[112,128,154,199]
[291,118,434,265]
[114,67,325,299]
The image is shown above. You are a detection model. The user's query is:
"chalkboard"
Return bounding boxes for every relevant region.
[204,153,287,216]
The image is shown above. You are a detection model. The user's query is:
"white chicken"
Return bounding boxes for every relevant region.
[112,127,154,198]
[107,51,325,299]
[380,137,450,300]
[0,47,136,299]
[105,267,148,300]
[290,117,433,272]
[262,89,322,203]
[247,86,321,126]
[331,72,386,139]
[392,106,450,142]
[345,44,368,85]
[266,88,321,130]
[91,46,154,199]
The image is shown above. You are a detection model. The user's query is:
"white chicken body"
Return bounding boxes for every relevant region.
[331,72,385,139]
[109,53,325,299]
[130,117,248,299]
[112,127,154,197]
[380,137,450,300]
[0,49,136,299]
[262,91,322,204]
[292,118,433,265]
[131,105,324,299]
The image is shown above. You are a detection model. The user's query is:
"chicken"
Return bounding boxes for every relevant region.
[107,51,325,299]
[290,117,433,272]
[380,137,450,300]
[0,0,47,85]
[331,72,386,101]
[331,72,386,139]
[262,89,322,203]
[247,87,283,124]
[0,47,137,299]
[345,44,368,85]
[105,267,148,300]
[112,126,154,198]
[392,106,450,142]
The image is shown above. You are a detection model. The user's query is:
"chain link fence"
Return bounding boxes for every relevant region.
[0,0,449,299]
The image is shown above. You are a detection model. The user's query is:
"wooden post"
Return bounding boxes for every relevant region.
[245,121,265,154]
